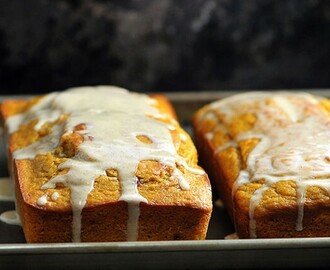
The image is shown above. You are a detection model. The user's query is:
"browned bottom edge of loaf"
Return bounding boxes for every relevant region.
[17,197,211,243]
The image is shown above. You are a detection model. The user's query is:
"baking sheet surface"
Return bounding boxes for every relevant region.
[0,90,330,269]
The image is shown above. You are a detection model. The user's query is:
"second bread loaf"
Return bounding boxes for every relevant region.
[193,91,330,238]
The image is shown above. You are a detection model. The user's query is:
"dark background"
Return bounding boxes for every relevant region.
[0,0,329,95]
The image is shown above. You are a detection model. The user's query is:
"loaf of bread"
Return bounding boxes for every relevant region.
[0,86,212,243]
[193,91,330,238]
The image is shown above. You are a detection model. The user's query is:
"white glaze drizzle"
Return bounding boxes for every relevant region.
[224,232,239,240]
[37,194,48,206]
[5,86,199,242]
[13,124,65,160]
[200,92,330,238]
[272,96,300,122]
[0,210,21,226]
[214,141,238,155]
[51,192,59,201]
[295,183,305,231]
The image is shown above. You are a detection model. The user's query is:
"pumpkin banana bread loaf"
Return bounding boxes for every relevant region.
[0,86,212,243]
[193,91,330,238]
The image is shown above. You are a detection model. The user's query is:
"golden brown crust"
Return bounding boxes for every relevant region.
[193,92,330,238]
[1,92,212,243]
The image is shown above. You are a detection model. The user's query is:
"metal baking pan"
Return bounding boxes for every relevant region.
[0,90,330,270]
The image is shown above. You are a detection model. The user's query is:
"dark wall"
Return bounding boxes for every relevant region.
[0,0,329,94]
